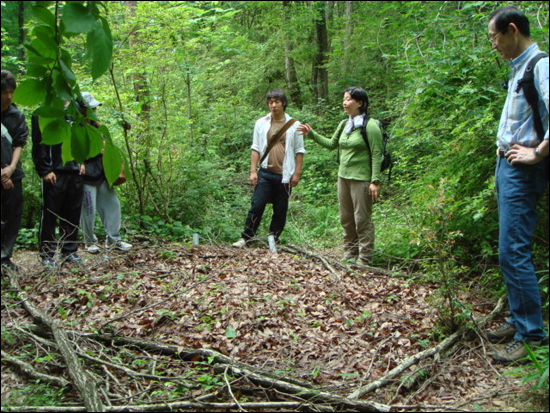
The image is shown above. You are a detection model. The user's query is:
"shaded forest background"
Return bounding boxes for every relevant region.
[2,1,550,410]
[1,0,549,274]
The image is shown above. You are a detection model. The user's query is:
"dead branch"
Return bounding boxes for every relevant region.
[1,349,70,388]
[349,295,507,400]
[284,244,417,278]
[84,332,390,412]
[5,273,105,412]
[0,400,343,412]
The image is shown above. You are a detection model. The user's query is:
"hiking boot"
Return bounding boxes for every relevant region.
[486,322,517,343]
[492,338,546,364]
[232,238,247,248]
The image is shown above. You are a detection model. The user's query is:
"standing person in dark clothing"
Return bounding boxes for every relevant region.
[32,103,84,267]
[1,70,28,273]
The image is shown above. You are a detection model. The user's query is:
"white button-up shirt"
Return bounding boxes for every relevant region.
[251,113,305,184]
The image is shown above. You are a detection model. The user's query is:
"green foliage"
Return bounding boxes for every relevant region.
[12,1,121,185]
[508,337,549,391]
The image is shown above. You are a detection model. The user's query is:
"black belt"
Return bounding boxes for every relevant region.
[498,149,507,158]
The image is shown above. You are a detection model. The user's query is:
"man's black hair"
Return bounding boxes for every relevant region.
[266,89,288,110]
[1,70,17,92]
[344,86,369,114]
[489,6,530,37]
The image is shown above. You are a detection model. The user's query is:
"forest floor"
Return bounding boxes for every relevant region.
[1,242,548,412]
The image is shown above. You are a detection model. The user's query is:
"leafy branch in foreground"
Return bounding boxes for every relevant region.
[14,1,123,186]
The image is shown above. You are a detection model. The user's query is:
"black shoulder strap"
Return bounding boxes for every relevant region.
[360,116,371,152]
[516,52,548,141]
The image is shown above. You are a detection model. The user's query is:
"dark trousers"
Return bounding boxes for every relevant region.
[1,180,23,260]
[242,169,291,241]
[39,172,83,258]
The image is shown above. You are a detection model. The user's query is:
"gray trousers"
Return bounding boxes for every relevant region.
[337,177,374,261]
[81,181,122,247]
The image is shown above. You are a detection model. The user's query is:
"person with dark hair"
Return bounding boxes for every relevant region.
[1,70,28,273]
[485,6,549,363]
[298,87,382,265]
[32,99,84,267]
[489,5,530,38]
[232,89,305,247]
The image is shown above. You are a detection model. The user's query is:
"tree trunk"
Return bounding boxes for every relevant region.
[282,1,302,108]
[18,1,26,65]
[342,1,353,73]
[312,1,329,105]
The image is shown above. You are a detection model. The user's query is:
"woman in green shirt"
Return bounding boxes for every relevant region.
[298,87,383,264]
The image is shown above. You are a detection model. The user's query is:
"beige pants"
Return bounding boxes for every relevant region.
[337,177,374,261]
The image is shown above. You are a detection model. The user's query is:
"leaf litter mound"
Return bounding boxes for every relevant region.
[3,243,541,411]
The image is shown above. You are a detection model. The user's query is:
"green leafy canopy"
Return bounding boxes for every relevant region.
[14,1,118,184]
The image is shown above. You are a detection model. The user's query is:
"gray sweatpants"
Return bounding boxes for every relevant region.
[81,181,122,247]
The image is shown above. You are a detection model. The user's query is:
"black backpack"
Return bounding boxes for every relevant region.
[515,52,548,142]
[515,52,549,176]
[335,117,393,181]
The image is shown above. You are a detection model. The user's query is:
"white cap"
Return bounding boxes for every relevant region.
[81,92,102,109]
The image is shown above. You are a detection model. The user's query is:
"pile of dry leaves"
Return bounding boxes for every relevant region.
[1,243,545,412]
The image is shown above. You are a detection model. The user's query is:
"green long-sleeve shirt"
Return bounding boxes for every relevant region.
[310,118,383,182]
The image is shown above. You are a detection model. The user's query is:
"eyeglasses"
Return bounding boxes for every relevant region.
[488,31,503,44]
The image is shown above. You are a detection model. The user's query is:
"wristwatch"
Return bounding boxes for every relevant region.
[372,180,380,185]
[534,147,544,159]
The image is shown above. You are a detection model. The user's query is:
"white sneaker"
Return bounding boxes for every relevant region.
[86,244,100,254]
[232,238,247,248]
[106,240,133,251]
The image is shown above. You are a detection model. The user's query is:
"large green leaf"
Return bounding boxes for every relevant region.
[88,18,113,80]
[61,3,98,34]
[29,37,57,60]
[31,5,55,28]
[40,118,71,146]
[87,125,104,158]
[102,141,122,187]
[13,79,46,107]
[71,124,90,163]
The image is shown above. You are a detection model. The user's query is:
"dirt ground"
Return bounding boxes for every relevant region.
[2,243,548,411]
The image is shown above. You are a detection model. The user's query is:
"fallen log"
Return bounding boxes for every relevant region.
[5,273,105,412]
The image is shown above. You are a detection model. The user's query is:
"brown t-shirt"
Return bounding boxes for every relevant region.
[266,118,286,174]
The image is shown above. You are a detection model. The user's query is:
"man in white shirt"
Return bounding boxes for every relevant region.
[233,89,305,247]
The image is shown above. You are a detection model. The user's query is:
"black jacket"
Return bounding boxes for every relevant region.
[31,115,80,177]
[1,104,28,181]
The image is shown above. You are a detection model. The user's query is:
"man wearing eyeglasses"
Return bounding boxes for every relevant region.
[485,6,549,363]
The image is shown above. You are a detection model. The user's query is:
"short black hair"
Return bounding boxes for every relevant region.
[344,86,369,114]
[489,6,530,37]
[266,89,288,110]
[1,70,17,92]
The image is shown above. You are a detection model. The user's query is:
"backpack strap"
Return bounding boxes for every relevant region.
[515,52,548,141]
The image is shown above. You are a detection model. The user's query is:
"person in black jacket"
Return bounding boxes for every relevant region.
[32,102,84,267]
[1,70,28,273]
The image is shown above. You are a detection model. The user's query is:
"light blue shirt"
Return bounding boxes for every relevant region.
[497,43,549,151]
